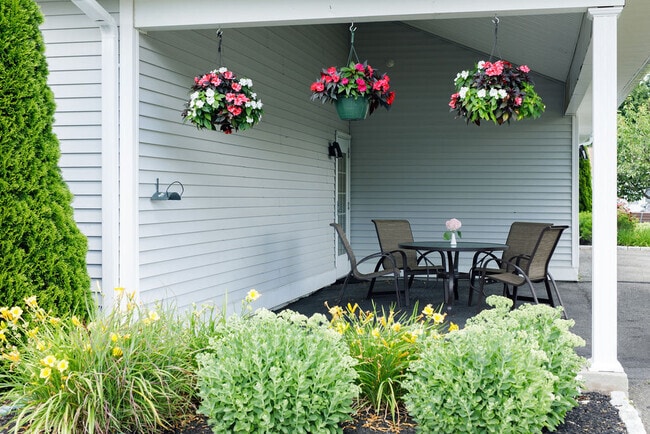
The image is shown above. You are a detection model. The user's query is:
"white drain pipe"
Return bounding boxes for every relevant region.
[70,0,119,308]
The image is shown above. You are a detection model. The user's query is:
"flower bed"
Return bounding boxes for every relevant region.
[0,292,588,433]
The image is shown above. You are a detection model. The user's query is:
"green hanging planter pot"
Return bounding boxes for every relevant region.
[334,96,369,121]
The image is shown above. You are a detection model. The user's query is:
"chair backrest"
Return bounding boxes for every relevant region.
[524,225,568,280]
[372,219,417,269]
[501,222,553,267]
[501,222,553,261]
[330,222,359,272]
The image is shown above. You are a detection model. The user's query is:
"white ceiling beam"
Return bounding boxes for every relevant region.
[134,0,625,31]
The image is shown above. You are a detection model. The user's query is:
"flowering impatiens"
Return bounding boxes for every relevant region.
[310,61,395,116]
[449,59,545,125]
[182,67,263,134]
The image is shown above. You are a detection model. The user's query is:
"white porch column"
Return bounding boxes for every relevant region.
[588,7,625,379]
[118,0,141,303]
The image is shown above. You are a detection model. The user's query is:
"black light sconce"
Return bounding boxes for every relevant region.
[151,178,184,201]
[328,141,343,158]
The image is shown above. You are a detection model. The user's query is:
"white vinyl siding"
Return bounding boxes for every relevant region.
[39,0,118,287]
[138,25,351,311]
[350,23,575,278]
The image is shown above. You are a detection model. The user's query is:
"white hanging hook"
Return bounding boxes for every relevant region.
[492,15,499,25]
[349,22,357,32]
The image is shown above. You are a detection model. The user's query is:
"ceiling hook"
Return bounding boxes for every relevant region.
[492,15,499,26]
[349,22,357,32]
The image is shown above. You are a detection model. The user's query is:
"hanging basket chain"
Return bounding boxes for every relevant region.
[217,29,224,66]
[346,23,360,65]
[489,15,502,61]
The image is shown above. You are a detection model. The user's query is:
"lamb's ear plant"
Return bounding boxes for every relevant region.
[196,308,359,433]
[327,302,454,422]
[0,290,227,434]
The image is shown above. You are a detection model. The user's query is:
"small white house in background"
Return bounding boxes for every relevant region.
[38,0,649,391]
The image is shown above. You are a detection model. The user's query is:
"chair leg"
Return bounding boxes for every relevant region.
[391,272,403,308]
[524,277,540,304]
[403,272,410,307]
[337,274,352,304]
[366,261,383,299]
[547,273,567,319]
[543,279,556,307]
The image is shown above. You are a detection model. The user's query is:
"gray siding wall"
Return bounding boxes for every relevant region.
[138,25,351,311]
[350,23,575,278]
[39,0,118,288]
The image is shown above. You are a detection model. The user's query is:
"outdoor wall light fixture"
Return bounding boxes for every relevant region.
[151,178,184,201]
[328,141,343,158]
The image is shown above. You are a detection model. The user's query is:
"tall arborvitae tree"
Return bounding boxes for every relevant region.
[0,0,93,318]
[578,145,593,212]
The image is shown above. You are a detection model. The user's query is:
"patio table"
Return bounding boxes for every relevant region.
[398,241,508,312]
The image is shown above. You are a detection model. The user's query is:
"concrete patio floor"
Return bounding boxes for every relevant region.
[279,246,650,432]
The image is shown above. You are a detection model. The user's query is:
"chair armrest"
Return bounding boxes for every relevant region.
[359,251,400,270]
[470,251,501,270]
[416,250,447,270]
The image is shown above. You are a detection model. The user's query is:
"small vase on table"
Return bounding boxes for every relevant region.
[450,232,457,246]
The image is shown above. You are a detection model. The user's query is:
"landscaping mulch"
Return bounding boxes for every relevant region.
[0,392,629,433]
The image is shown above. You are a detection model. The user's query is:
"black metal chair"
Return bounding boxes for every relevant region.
[474,225,569,317]
[370,219,447,304]
[468,221,553,305]
[330,223,407,307]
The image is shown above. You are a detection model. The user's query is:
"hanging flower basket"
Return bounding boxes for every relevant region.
[310,62,394,120]
[182,67,263,134]
[449,60,545,126]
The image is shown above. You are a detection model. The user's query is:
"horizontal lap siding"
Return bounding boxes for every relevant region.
[39,0,118,291]
[350,23,574,274]
[139,25,349,310]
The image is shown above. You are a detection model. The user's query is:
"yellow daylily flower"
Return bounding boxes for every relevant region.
[432,312,446,324]
[41,355,57,367]
[39,367,52,380]
[245,289,260,303]
[57,359,69,372]
[449,322,460,332]
[27,328,39,339]
[24,296,38,309]
[3,349,21,364]
[112,346,123,358]
[422,304,434,317]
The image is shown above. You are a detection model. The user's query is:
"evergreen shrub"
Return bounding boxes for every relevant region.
[0,0,92,318]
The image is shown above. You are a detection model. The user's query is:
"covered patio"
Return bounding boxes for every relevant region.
[46,0,650,397]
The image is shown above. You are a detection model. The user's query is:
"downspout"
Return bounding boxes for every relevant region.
[70,0,119,308]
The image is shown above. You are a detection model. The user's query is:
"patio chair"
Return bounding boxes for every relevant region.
[370,219,447,304]
[468,221,553,305]
[330,223,407,307]
[474,225,569,318]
